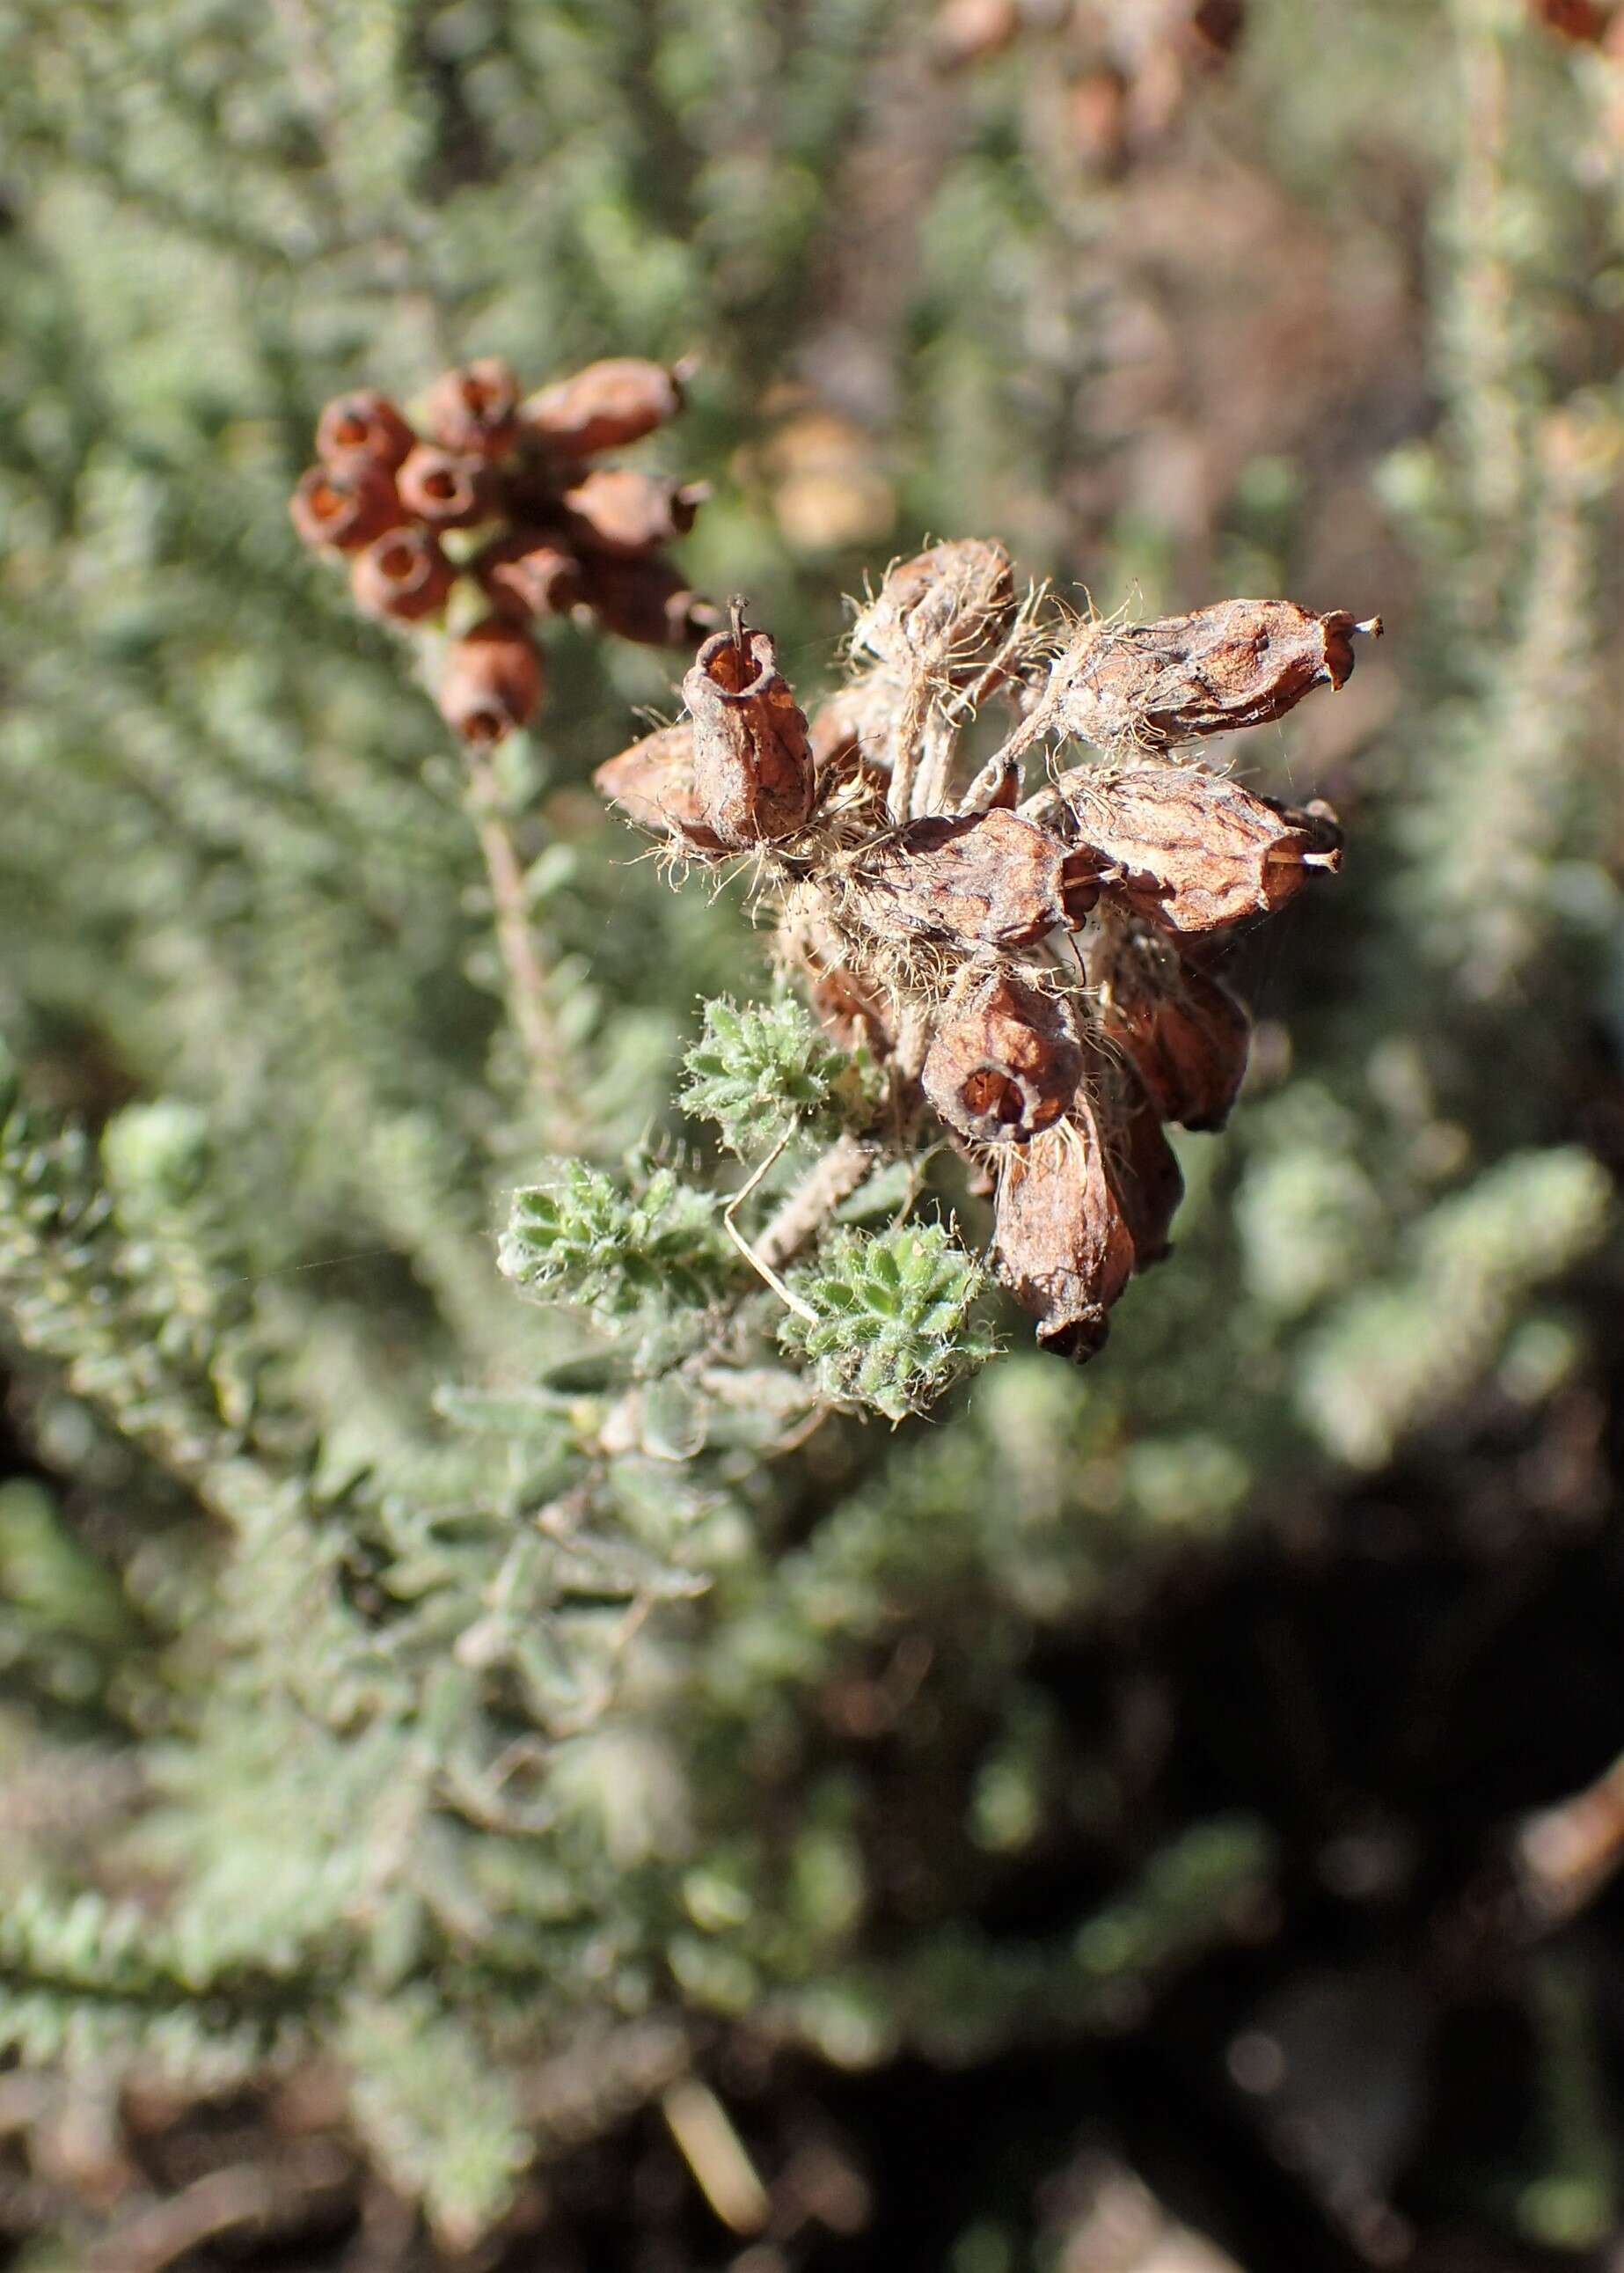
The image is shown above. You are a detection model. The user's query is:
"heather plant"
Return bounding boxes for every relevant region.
[0,0,1621,2266]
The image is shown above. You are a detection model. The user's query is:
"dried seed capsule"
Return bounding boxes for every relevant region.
[1108,1064,1184,1268]
[558,467,706,559]
[578,554,720,647]
[684,621,816,846]
[781,909,895,1058]
[289,462,403,552]
[1093,924,1251,1130]
[846,807,1088,952]
[423,358,520,457]
[1060,766,1341,932]
[849,539,1015,680]
[314,390,416,474]
[437,617,543,745]
[922,972,1083,1147]
[396,444,496,530]
[991,1105,1137,1360]
[348,525,455,621]
[1528,0,1609,39]
[476,531,585,621]
[594,722,726,854]
[1189,0,1247,55]
[521,357,684,458]
[1052,599,1382,755]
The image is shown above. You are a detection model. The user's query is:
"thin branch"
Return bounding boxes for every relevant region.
[463,750,581,1145]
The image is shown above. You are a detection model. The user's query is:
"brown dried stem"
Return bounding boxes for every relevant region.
[463,751,581,1144]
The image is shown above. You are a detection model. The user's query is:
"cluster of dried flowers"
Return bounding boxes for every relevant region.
[597,545,1379,1359]
[289,356,713,744]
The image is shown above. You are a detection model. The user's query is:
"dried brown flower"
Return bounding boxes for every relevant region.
[845,808,1090,953]
[521,357,685,459]
[314,390,416,474]
[396,444,496,530]
[423,358,521,458]
[684,618,816,847]
[559,468,706,560]
[476,532,585,621]
[991,1105,1137,1359]
[1092,923,1251,1130]
[1051,598,1382,755]
[437,618,543,745]
[922,971,1082,1146]
[1528,0,1611,39]
[594,722,726,854]
[1059,765,1342,932]
[578,554,718,648]
[348,526,455,621]
[289,463,403,553]
[850,539,1016,683]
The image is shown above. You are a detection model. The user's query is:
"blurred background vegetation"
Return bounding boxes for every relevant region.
[1,0,1623,2265]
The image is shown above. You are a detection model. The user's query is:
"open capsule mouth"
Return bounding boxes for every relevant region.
[956,1065,1067,1144]
[376,538,428,588]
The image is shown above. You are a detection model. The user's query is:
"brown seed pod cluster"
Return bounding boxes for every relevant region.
[290,356,713,745]
[596,543,1380,1359]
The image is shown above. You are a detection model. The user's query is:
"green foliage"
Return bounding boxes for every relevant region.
[780,1222,998,1422]
[679,994,875,1154]
[499,1158,738,1318]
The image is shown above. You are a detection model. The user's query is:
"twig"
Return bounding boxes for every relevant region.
[723,1122,821,1323]
[87,2145,355,2273]
[661,2077,771,2236]
[463,749,580,1143]
[756,1131,874,1270]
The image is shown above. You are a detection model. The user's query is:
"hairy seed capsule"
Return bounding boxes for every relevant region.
[1109,1063,1185,1267]
[437,618,543,745]
[1093,925,1252,1130]
[348,525,455,621]
[396,444,495,529]
[423,358,520,457]
[314,390,416,474]
[1052,598,1381,755]
[781,910,895,1058]
[578,555,720,647]
[289,463,403,552]
[594,722,726,854]
[849,539,1015,679]
[1060,766,1342,932]
[991,1106,1138,1360]
[559,467,706,559]
[922,972,1083,1146]
[521,357,684,458]
[476,532,585,621]
[684,625,816,846]
[847,807,1087,952]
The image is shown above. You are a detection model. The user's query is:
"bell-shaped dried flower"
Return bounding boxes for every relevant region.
[1108,1064,1184,1267]
[845,808,1091,952]
[289,463,404,552]
[1093,924,1251,1130]
[348,525,455,621]
[578,555,719,647]
[1052,598,1381,756]
[314,390,416,474]
[423,358,520,457]
[396,444,496,530]
[922,972,1083,1147]
[849,539,1015,682]
[991,1105,1138,1360]
[684,622,816,847]
[559,467,706,559]
[436,617,543,745]
[594,722,726,854]
[521,357,685,459]
[1060,766,1341,932]
[476,532,585,621]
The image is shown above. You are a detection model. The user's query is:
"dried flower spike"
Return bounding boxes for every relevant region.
[437,618,543,745]
[348,525,455,621]
[922,972,1083,1147]
[314,390,416,474]
[1060,766,1342,932]
[423,358,520,458]
[685,609,816,847]
[289,463,403,553]
[521,357,685,459]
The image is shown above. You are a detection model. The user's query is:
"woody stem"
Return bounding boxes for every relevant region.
[756,1133,875,1271]
[463,750,580,1145]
